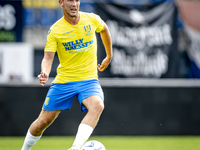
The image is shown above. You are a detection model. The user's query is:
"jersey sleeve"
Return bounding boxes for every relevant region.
[44,28,57,52]
[95,14,105,33]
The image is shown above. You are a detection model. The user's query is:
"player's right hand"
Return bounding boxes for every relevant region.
[38,72,49,86]
[98,56,112,72]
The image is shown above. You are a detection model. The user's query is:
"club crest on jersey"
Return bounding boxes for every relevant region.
[84,25,91,33]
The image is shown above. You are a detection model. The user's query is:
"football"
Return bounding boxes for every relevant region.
[81,140,106,150]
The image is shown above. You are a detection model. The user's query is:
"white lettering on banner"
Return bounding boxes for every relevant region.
[185,25,200,68]
[0,4,16,30]
[107,20,172,50]
[111,48,168,77]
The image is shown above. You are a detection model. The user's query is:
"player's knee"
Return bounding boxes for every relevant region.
[90,101,104,115]
[38,117,53,130]
[98,102,104,113]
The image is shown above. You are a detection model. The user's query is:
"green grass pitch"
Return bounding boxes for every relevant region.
[0,136,200,150]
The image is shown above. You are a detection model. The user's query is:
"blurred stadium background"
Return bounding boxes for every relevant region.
[0,0,200,149]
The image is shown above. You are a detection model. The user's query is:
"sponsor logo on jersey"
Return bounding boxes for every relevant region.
[61,34,75,39]
[62,38,94,51]
[63,30,74,35]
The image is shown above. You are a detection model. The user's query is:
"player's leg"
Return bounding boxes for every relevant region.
[21,110,60,150]
[70,79,104,149]
[22,82,76,150]
[81,95,104,128]
[29,110,61,136]
[70,96,104,150]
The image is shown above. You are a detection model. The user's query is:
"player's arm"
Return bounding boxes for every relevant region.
[38,52,55,86]
[98,23,113,72]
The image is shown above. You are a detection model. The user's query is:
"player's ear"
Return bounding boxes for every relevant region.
[59,0,64,7]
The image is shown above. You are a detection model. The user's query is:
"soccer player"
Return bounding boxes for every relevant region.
[21,0,112,150]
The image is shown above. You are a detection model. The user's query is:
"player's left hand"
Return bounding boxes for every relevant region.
[98,57,111,72]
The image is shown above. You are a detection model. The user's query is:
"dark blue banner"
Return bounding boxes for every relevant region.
[96,2,184,78]
[0,1,23,42]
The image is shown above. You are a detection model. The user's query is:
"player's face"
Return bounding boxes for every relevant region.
[61,0,80,18]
